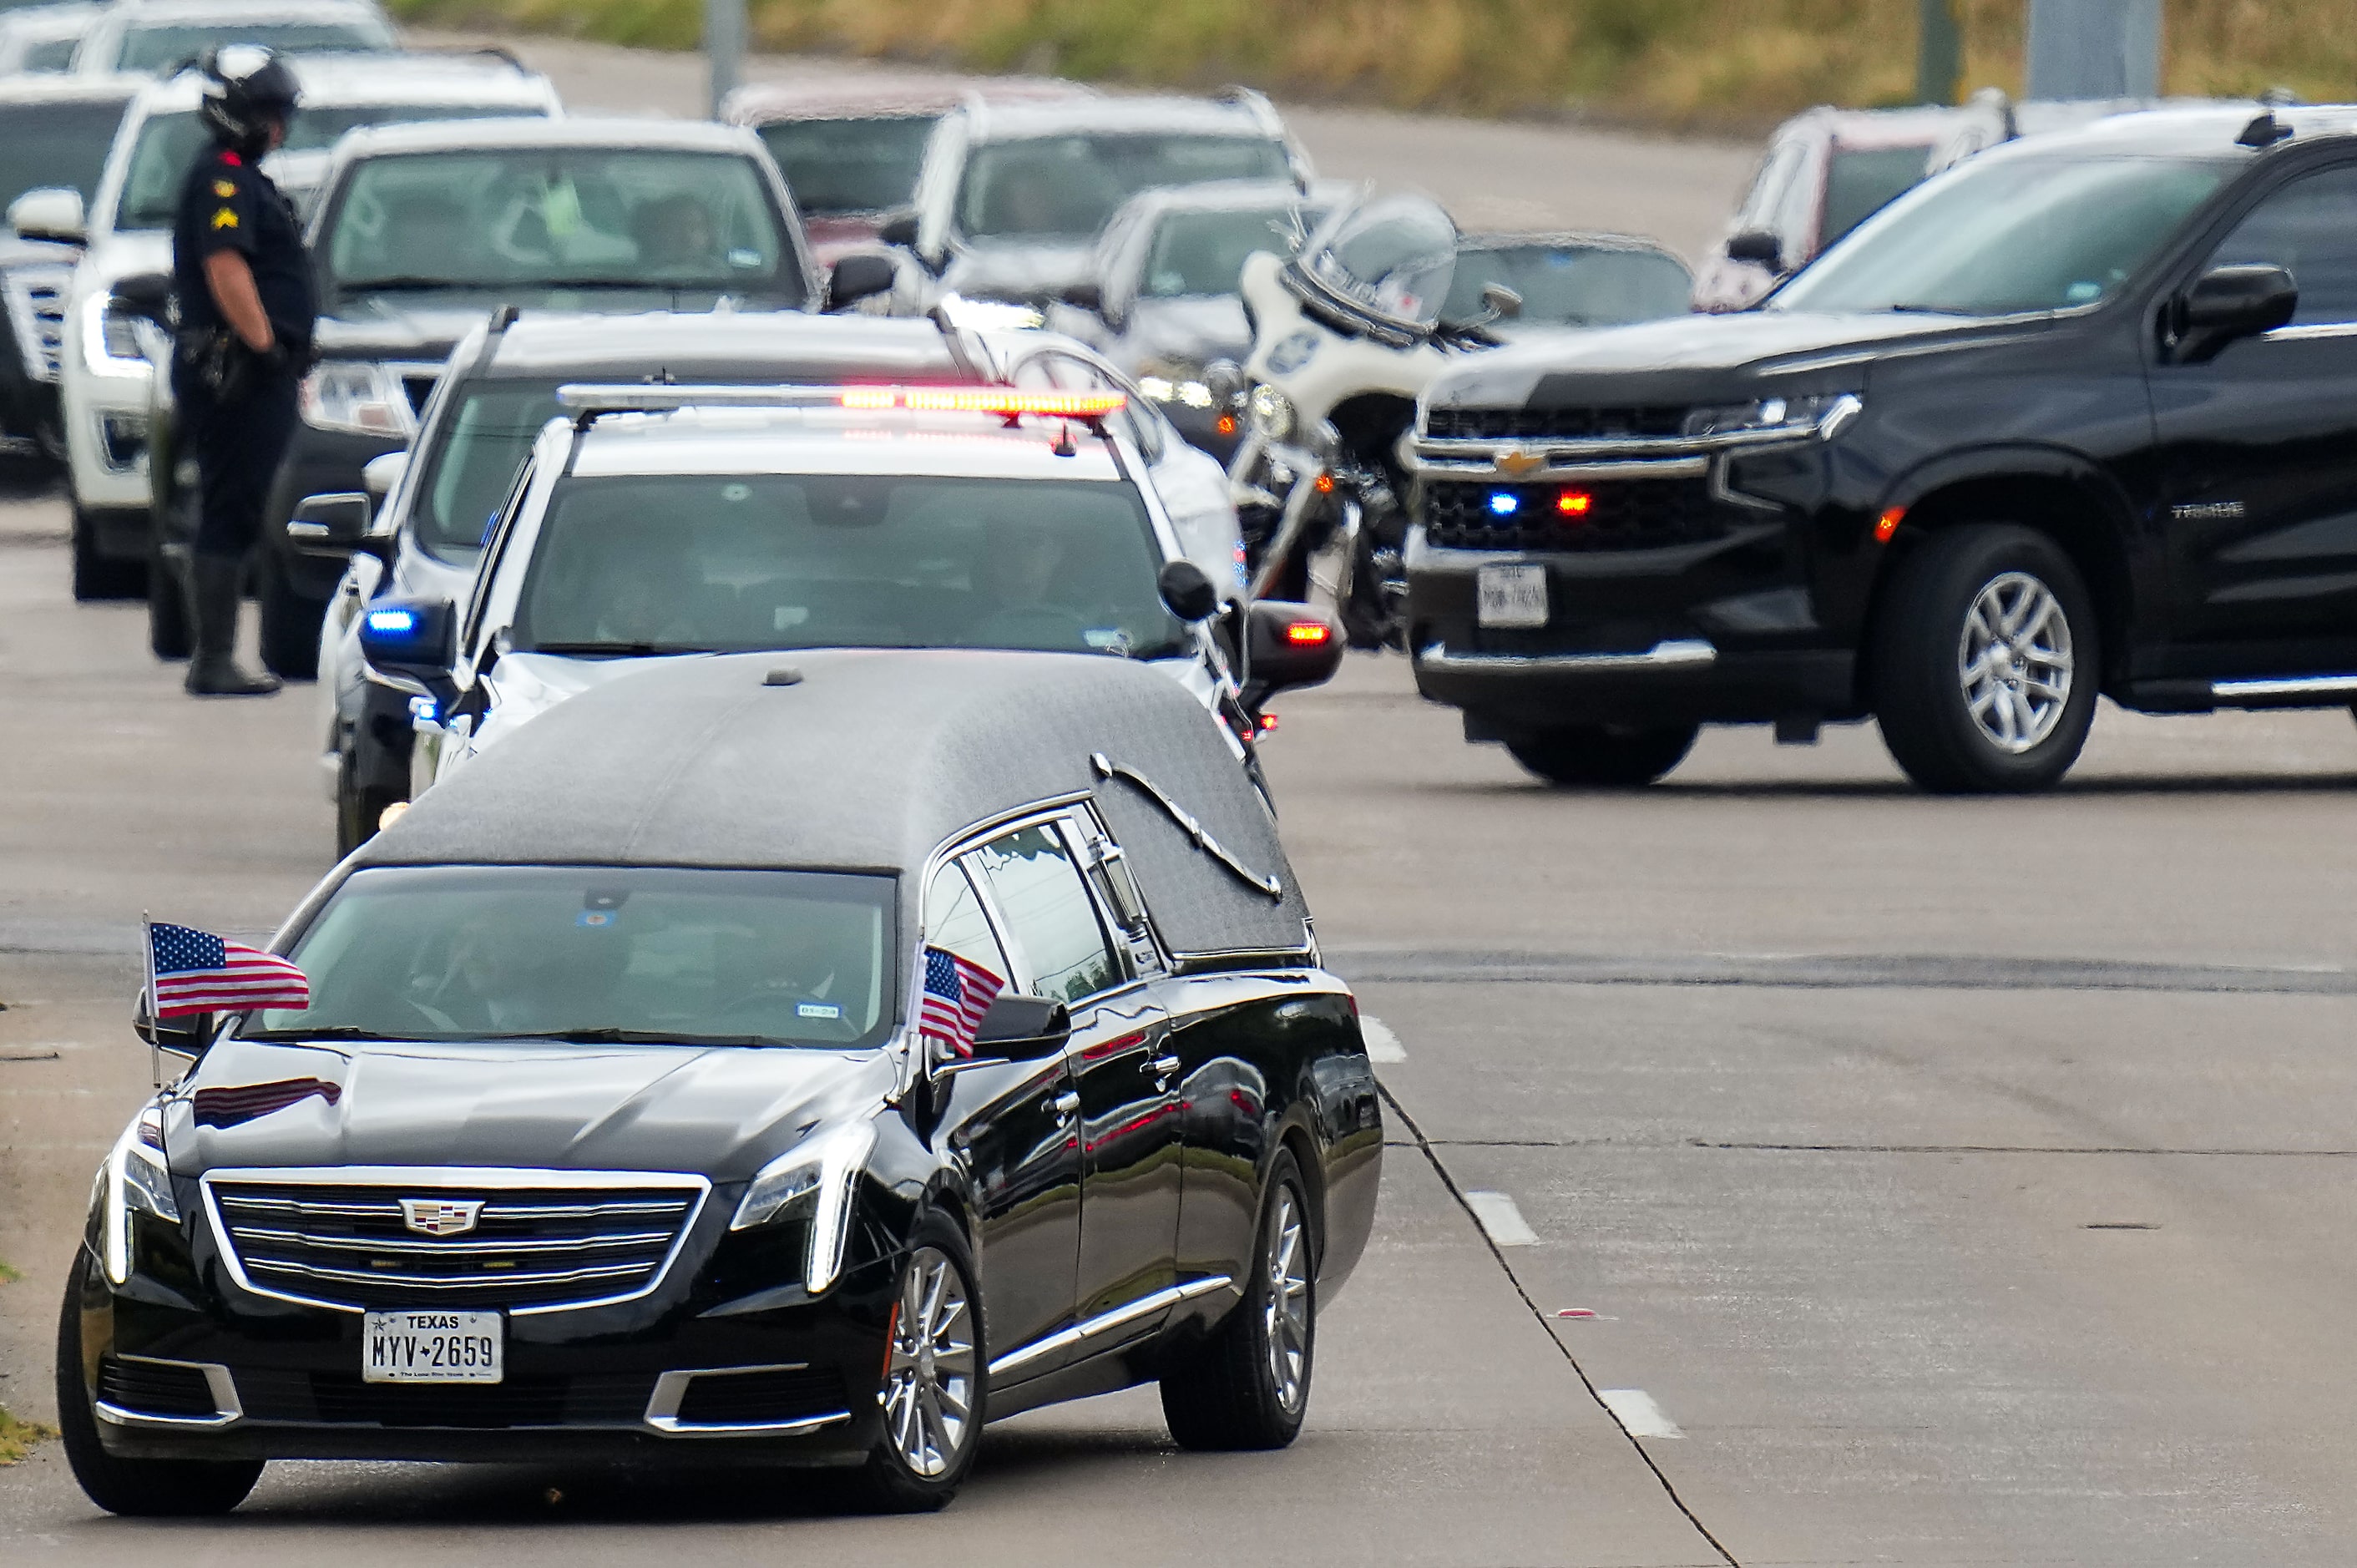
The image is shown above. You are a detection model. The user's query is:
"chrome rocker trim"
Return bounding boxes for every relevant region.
[642,1363,852,1439]
[2211,672,2357,699]
[988,1274,1233,1379]
[94,1354,243,1429]
[1414,639,1718,674]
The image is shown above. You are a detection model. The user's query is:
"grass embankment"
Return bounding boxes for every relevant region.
[0,1258,51,1464]
[389,0,2357,131]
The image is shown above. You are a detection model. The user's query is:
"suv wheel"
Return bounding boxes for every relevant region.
[845,1218,986,1513]
[70,508,144,601]
[336,749,403,858]
[1503,722,1698,787]
[1871,524,2097,793]
[256,554,324,680]
[1160,1148,1316,1451]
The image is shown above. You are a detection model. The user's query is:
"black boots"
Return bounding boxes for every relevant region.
[183,554,280,697]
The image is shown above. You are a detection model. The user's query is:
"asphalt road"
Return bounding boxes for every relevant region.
[8,38,2357,1567]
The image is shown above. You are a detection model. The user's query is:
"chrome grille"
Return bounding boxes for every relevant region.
[2,265,71,382]
[205,1170,707,1313]
[1424,404,1692,443]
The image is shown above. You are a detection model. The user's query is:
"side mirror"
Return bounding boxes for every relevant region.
[1060,280,1104,313]
[1157,558,1219,623]
[1479,281,1523,321]
[9,186,85,245]
[876,210,920,249]
[827,251,897,311]
[1724,229,1783,270]
[357,595,458,711]
[111,271,174,326]
[2171,264,2298,364]
[134,988,211,1061]
[1203,357,1246,412]
[940,993,1072,1070]
[286,492,385,562]
[362,449,407,500]
[1242,599,1343,700]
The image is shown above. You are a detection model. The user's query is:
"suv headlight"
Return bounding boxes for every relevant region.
[100,1103,178,1285]
[730,1121,875,1294]
[301,360,417,437]
[1682,392,1859,440]
[80,293,154,378]
[1247,382,1295,441]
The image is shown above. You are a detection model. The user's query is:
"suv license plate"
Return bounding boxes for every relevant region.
[1477,564,1548,629]
[362,1310,503,1383]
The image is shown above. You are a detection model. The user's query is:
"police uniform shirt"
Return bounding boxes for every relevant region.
[172,145,315,351]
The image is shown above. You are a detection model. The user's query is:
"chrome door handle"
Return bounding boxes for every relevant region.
[1148,1054,1181,1076]
[1051,1090,1081,1117]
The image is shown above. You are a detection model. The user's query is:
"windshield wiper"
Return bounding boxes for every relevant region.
[1882,302,1974,315]
[336,276,468,292]
[478,1028,788,1047]
[236,1026,412,1041]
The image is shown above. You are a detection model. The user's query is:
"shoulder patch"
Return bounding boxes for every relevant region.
[211,209,239,230]
[213,179,237,198]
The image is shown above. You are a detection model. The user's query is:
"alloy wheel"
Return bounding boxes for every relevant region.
[1956,570,2073,753]
[1262,1185,1310,1414]
[882,1246,976,1478]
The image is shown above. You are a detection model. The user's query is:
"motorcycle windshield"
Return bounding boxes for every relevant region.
[1298,195,1457,334]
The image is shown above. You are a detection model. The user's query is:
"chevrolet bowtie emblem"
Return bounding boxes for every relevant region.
[1495,449,1545,477]
[400,1198,484,1237]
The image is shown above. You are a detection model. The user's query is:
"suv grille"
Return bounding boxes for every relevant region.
[1423,478,1726,551]
[1424,405,1690,443]
[1,266,69,382]
[207,1176,706,1313]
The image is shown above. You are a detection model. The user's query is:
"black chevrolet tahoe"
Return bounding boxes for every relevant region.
[1407,106,2357,792]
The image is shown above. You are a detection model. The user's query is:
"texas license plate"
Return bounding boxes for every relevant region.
[1476,564,1549,628]
[362,1309,503,1383]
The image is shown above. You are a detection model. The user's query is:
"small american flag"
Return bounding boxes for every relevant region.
[149,922,309,1018]
[919,944,1004,1058]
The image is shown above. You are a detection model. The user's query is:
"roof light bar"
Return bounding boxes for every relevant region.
[839,387,1127,416]
[554,383,1126,420]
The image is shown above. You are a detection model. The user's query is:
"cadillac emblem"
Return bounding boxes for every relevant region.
[1495,449,1546,478]
[400,1197,484,1237]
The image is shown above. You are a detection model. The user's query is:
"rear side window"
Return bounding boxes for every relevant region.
[2208,163,2357,327]
[923,861,1011,988]
[965,822,1120,1004]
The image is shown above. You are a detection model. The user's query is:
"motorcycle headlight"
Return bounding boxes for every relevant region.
[1247,382,1295,441]
[1681,392,1859,440]
[1136,358,1217,410]
[730,1121,875,1294]
[301,360,417,438]
[101,1103,178,1286]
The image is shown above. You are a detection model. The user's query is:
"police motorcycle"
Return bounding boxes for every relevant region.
[1218,193,1517,648]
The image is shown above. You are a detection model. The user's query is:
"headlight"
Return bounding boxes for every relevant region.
[79,293,153,377]
[1136,358,1217,410]
[101,1103,178,1286]
[730,1121,875,1294]
[301,361,417,438]
[1247,382,1295,441]
[1681,392,1859,440]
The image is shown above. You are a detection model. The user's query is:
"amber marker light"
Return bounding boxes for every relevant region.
[1875,506,1905,543]
[1314,473,1335,493]
[1259,712,1281,733]
[1557,489,1593,516]
[1215,413,1237,436]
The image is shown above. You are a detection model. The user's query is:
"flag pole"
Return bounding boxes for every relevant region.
[142,909,159,1088]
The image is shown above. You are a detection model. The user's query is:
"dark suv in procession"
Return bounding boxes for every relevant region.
[1409,105,2357,792]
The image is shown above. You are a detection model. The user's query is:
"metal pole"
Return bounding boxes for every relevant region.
[2026,0,2162,99]
[705,0,745,119]
[1916,0,1961,106]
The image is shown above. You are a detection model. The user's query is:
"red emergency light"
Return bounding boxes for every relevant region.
[1285,620,1332,646]
[1556,489,1593,516]
[838,387,1128,417]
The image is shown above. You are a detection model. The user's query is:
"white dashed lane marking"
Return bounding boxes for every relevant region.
[1598,1388,1685,1439]
[1361,1016,1407,1062]
[1462,1189,1539,1247]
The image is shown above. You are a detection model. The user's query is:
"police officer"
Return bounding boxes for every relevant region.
[171,46,311,697]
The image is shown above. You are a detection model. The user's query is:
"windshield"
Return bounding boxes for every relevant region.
[1773,153,2232,317]
[114,104,548,230]
[1139,205,1314,298]
[513,473,1188,660]
[22,38,79,70]
[756,114,935,216]
[1818,143,1934,251]
[1445,242,1692,327]
[958,134,1290,240]
[248,866,895,1048]
[413,381,558,562]
[1303,195,1457,330]
[110,18,394,72]
[321,147,799,302]
[0,97,127,208]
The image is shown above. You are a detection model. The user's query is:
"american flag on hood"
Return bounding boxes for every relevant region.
[919,945,1004,1058]
[148,922,309,1018]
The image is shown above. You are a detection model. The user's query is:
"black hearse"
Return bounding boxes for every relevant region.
[62,650,1379,1515]
[1408,105,2357,792]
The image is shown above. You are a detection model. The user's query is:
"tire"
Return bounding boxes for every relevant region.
[1870,524,2097,794]
[148,545,191,660]
[256,553,325,681]
[335,747,402,858]
[54,1261,263,1517]
[1504,722,1698,787]
[69,508,144,601]
[843,1218,986,1514]
[1161,1147,1315,1451]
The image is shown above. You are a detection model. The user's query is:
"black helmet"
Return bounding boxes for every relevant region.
[197,44,300,157]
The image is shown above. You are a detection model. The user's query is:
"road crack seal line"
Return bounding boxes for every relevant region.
[1693,1140,2357,1157]
[1377,1080,1743,1568]
[1333,949,2357,996]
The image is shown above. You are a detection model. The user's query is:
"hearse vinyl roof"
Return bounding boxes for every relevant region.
[355,650,1313,965]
